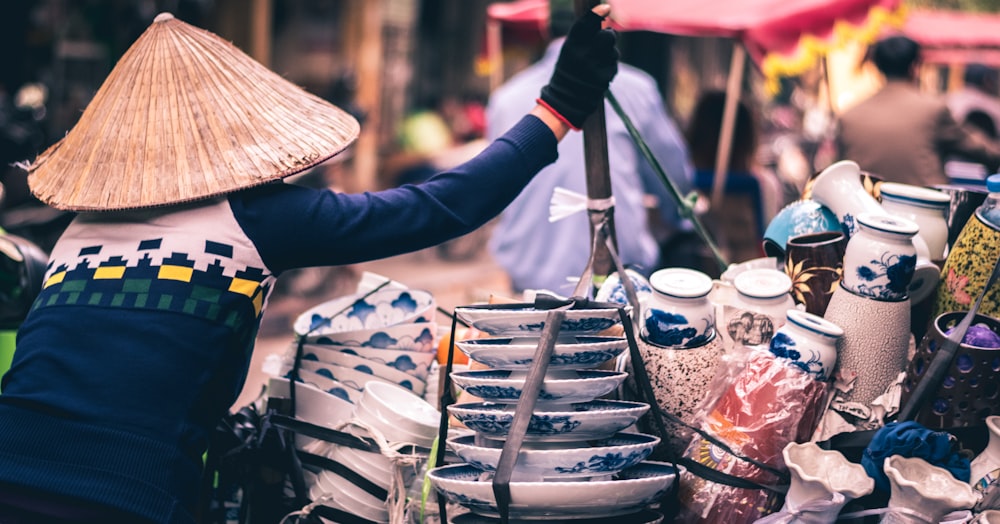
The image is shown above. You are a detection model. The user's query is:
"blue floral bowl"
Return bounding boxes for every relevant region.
[454,306,623,337]
[455,336,627,371]
[429,461,677,519]
[293,289,436,337]
[448,400,648,442]
[447,431,659,480]
[450,369,627,405]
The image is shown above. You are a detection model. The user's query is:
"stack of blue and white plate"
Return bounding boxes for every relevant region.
[429,304,677,522]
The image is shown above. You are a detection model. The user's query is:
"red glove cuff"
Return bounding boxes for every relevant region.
[536,98,581,131]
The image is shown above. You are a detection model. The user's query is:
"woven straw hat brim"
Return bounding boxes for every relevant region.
[27,13,360,211]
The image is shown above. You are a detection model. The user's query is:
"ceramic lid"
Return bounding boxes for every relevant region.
[856,212,919,236]
[648,268,712,299]
[880,182,950,209]
[734,268,792,299]
[786,309,844,339]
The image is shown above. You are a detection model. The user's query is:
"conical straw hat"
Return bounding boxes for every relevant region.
[26,12,360,211]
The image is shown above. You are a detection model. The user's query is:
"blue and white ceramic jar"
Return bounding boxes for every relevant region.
[768,309,844,381]
[841,213,919,302]
[641,268,715,349]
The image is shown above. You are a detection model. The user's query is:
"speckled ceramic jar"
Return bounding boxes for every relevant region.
[629,325,725,459]
[934,213,1000,322]
[824,282,911,409]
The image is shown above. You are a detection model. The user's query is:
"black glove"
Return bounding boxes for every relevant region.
[539,10,619,129]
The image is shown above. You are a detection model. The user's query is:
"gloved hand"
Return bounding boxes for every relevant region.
[538,6,618,130]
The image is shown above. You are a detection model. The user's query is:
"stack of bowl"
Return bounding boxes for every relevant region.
[286,287,438,404]
[429,304,678,521]
[301,381,441,523]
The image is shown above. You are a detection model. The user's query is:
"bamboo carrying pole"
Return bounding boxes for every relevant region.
[575,0,617,289]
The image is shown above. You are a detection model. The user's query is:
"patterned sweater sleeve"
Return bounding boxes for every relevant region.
[230,115,558,273]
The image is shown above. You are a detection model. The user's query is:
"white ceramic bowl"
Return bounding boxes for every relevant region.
[454,305,623,337]
[302,321,438,353]
[448,400,649,442]
[455,335,627,371]
[301,343,434,380]
[267,378,354,448]
[294,289,436,337]
[349,404,438,449]
[595,269,653,306]
[292,369,363,404]
[450,369,627,405]
[302,350,427,394]
[429,461,677,519]
[306,469,389,523]
[298,359,425,397]
[447,431,659,480]
[359,381,440,438]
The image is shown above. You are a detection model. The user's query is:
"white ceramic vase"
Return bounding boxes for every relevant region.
[632,333,725,458]
[879,182,951,263]
[842,213,919,302]
[768,309,844,382]
[971,415,1000,492]
[881,455,979,524]
[779,442,874,523]
[641,268,715,349]
[823,282,911,410]
[809,160,887,236]
[720,268,796,350]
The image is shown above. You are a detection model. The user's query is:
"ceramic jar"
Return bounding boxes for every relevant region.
[633,330,725,459]
[879,182,951,263]
[641,268,715,349]
[808,160,887,237]
[768,309,843,382]
[932,183,989,254]
[900,311,1000,429]
[842,213,919,302]
[971,416,1000,492]
[722,268,795,349]
[882,455,978,524]
[779,442,874,523]
[934,211,1000,322]
[823,282,912,412]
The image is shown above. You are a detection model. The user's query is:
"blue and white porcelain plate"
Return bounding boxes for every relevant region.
[294,289,436,337]
[447,400,648,442]
[429,461,676,519]
[455,336,627,371]
[450,369,627,405]
[447,431,659,480]
[454,306,623,337]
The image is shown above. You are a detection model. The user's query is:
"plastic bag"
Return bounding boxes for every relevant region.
[676,349,830,523]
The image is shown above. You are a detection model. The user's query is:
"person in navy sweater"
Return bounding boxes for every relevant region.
[0,6,618,524]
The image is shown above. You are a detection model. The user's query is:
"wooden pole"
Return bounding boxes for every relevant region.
[710,43,746,210]
[574,0,616,289]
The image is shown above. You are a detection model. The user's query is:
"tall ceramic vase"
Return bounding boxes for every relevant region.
[633,268,724,458]
[881,455,978,524]
[778,442,874,523]
[823,282,911,419]
[971,415,1000,492]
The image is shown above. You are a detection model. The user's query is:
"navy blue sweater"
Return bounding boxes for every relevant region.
[0,115,557,523]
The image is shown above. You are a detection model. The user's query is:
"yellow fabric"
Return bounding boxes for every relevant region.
[760,4,908,94]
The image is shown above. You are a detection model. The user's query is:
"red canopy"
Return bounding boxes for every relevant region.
[903,9,1000,66]
[609,0,902,66]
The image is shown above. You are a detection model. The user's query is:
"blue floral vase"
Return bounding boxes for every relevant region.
[841,213,918,302]
[641,268,715,349]
[768,309,844,381]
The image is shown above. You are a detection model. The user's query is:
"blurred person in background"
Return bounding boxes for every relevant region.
[487,0,693,295]
[836,35,1000,187]
[685,90,782,264]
